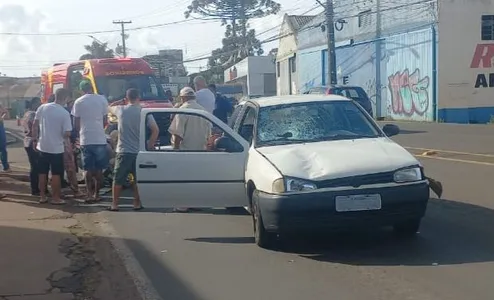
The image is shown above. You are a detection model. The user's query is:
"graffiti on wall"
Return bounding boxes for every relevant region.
[388,68,430,116]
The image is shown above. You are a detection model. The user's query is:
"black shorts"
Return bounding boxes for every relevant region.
[38,152,64,176]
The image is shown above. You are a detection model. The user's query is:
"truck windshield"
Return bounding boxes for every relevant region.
[94,75,166,102]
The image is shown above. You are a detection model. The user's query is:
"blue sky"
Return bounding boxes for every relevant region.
[0,0,321,77]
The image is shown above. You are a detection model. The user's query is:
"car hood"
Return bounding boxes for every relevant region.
[256,137,419,181]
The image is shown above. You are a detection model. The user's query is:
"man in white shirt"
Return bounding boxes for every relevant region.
[32,88,73,205]
[193,75,215,114]
[71,80,109,203]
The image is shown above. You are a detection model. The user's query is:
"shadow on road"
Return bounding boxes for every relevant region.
[0,224,206,300]
[285,198,494,266]
[186,237,255,244]
[397,129,427,135]
[188,198,494,267]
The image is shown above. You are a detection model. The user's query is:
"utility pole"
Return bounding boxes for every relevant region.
[113,20,132,57]
[375,0,382,118]
[325,0,337,85]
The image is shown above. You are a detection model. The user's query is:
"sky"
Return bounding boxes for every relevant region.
[0,0,322,77]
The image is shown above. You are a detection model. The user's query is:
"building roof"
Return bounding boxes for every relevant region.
[248,94,350,107]
[286,15,317,32]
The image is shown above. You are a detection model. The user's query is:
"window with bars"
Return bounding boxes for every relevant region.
[481,15,494,40]
[358,9,372,27]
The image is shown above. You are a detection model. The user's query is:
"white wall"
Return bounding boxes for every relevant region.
[247,56,276,96]
[438,0,494,112]
[298,0,435,51]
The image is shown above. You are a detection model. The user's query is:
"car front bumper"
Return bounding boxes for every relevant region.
[256,182,429,233]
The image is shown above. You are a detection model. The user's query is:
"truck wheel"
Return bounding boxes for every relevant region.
[252,190,277,248]
[393,218,421,237]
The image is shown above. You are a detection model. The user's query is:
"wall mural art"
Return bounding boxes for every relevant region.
[388,68,430,116]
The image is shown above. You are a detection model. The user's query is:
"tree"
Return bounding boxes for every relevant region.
[80,41,114,60]
[268,48,278,56]
[185,0,280,69]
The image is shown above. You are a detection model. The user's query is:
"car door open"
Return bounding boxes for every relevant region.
[136,108,250,209]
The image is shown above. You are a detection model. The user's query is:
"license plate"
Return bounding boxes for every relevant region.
[335,194,382,212]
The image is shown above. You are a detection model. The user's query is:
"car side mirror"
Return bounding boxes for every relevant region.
[382,124,400,137]
[214,136,243,153]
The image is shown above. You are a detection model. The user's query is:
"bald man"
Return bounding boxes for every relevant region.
[193,75,215,114]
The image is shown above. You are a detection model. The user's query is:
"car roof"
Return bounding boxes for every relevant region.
[246,95,351,108]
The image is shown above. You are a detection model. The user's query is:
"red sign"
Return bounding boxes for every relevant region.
[471,44,494,68]
[470,44,494,88]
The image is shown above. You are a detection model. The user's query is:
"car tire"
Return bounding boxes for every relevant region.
[393,218,421,237]
[252,190,277,248]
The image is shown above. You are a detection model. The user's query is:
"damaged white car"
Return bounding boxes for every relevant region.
[136,95,429,249]
[228,95,429,248]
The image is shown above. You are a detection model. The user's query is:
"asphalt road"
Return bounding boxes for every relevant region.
[5,120,494,299]
[101,121,494,300]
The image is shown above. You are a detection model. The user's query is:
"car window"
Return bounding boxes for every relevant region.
[255,101,380,146]
[228,104,243,128]
[332,88,363,101]
[145,112,243,152]
[237,106,256,145]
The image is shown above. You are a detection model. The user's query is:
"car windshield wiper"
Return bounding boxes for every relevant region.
[318,134,377,140]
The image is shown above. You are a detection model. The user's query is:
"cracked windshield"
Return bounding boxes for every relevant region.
[0,0,492,299]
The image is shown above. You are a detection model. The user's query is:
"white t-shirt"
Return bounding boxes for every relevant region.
[195,88,215,114]
[71,93,109,145]
[34,103,72,154]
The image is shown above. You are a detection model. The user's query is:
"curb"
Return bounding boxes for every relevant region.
[90,212,163,300]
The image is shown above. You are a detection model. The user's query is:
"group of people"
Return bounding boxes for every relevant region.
[22,81,110,205]
[20,75,232,211]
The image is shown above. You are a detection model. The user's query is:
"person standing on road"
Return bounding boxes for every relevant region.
[107,88,159,212]
[31,88,73,205]
[23,97,46,195]
[71,80,109,203]
[0,104,11,173]
[193,76,215,114]
[63,97,82,197]
[208,83,233,124]
[169,87,211,213]
[169,87,212,151]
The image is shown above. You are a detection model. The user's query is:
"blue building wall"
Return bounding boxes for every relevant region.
[298,46,326,93]
[297,27,435,121]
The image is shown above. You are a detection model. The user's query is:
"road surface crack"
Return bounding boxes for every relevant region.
[46,223,102,300]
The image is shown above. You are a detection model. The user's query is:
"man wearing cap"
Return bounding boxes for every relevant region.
[71,80,109,203]
[169,87,212,151]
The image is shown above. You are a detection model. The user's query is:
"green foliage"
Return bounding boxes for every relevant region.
[185,0,281,71]
[80,41,114,60]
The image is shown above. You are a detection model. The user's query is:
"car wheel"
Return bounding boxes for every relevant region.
[252,190,277,248]
[393,218,421,237]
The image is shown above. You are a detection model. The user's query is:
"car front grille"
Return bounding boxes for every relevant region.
[317,171,395,188]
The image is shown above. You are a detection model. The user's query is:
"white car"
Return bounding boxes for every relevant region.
[136,95,430,248]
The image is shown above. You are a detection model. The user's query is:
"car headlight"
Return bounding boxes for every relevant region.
[272,177,317,193]
[393,167,422,183]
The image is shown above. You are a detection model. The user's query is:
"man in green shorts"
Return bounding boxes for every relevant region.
[107,88,159,211]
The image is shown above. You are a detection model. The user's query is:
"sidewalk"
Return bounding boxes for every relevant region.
[0,159,141,299]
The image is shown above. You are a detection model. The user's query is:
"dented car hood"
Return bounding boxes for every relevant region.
[256,137,419,181]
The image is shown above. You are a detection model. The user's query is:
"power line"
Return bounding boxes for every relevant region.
[113,20,132,57]
[0,19,216,36]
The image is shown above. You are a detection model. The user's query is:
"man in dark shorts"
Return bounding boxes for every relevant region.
[107,88,159,211]
[32,88,73,204]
